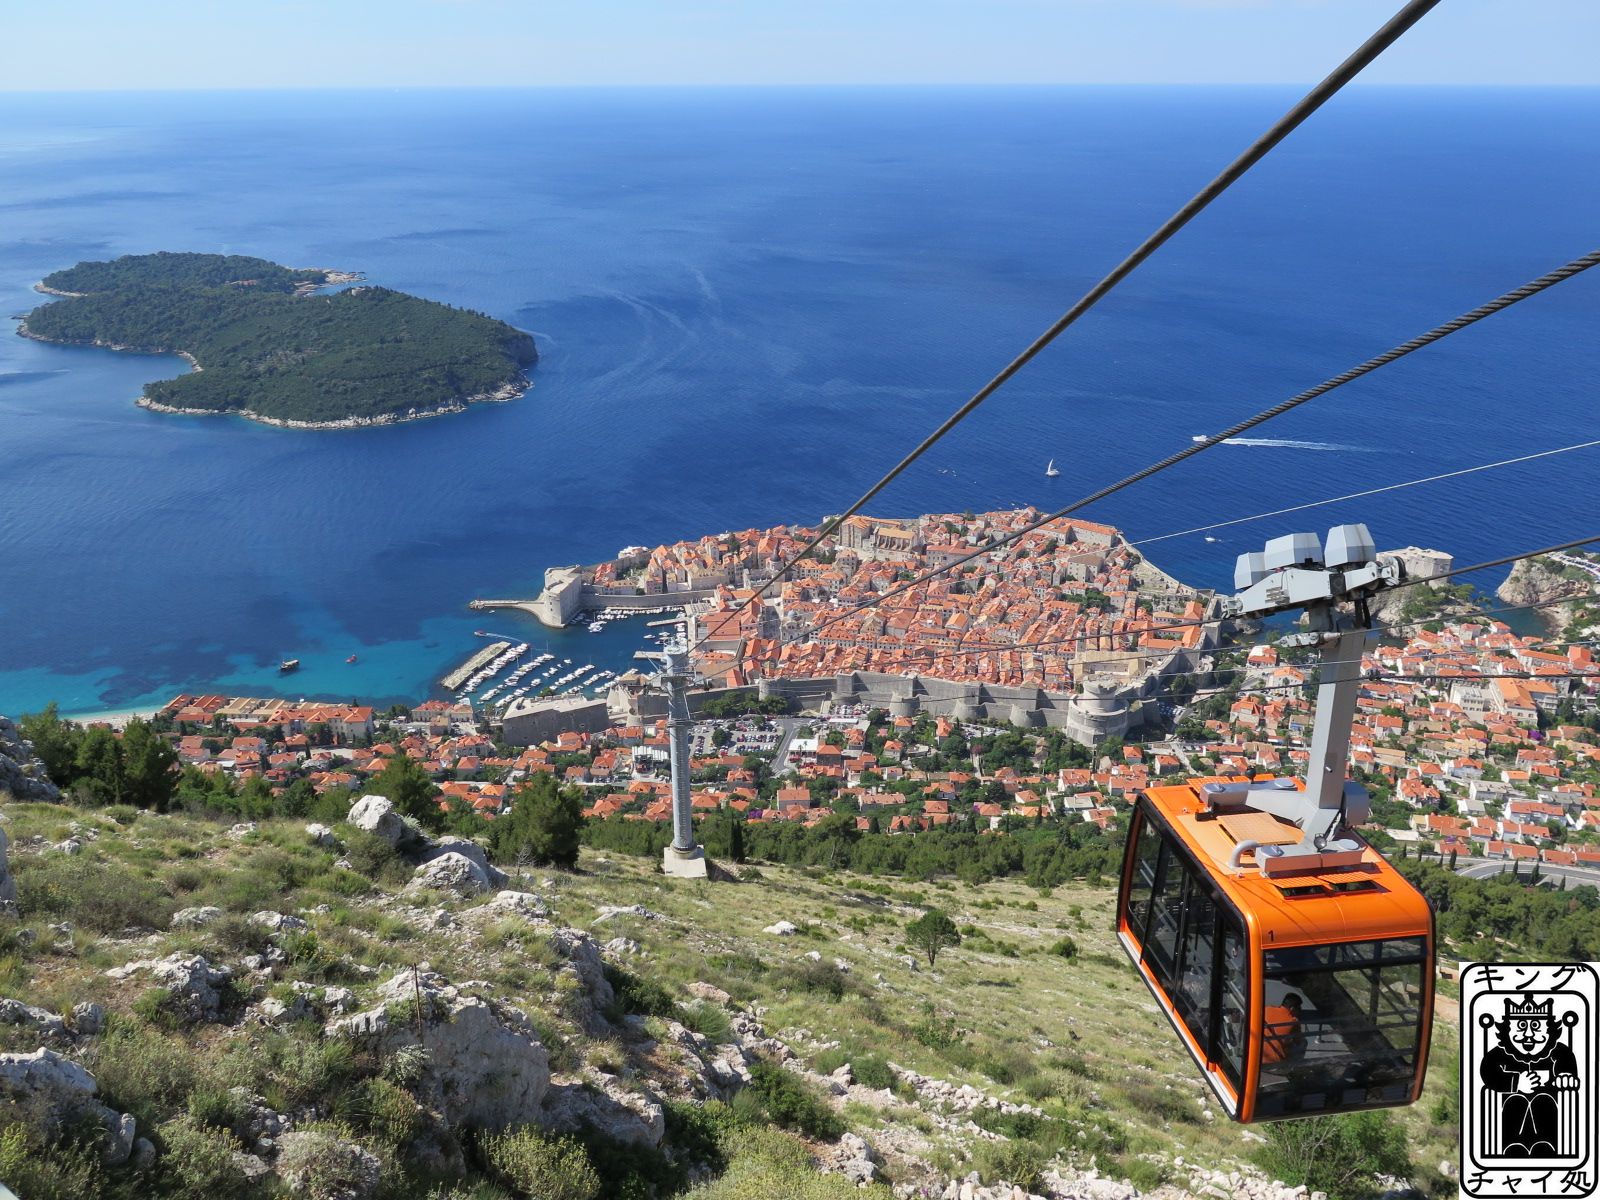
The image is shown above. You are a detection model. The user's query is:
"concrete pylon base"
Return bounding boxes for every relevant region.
[661,845,709,879]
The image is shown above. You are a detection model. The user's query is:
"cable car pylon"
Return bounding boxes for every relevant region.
[637,618,709,879]
[1117,522,1435,1123]
[1208,522,1401,871]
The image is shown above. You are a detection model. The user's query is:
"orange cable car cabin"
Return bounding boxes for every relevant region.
[1116,776,1434,1123]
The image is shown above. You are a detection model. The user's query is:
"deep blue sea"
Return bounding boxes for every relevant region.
[1,87,1596,716]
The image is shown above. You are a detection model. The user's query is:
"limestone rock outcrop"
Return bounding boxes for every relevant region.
[106,953,234,1022]
[328,970,548,1129]
[547,928,614,1032]
[346,795,405,845]
[407,851,504,897]
[0,1049,149,1167]
[541,1075,665,1148]
[0,715,61,804]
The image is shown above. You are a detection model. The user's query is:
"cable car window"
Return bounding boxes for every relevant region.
[1173,870,1217,1038]
[1257,938,1426,1118]
[1143,837,1188,987]
[1124,813,1162,943]
[1215,912,1248,1088]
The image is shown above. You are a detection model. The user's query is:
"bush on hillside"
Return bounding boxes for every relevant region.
[1255,1111,1411,1200]
[156,1114,253,1199]
[13,854,176,932]
[603,964,676,1019]
[481,1127,600,1200]
[973,1137,1048,1193]
[743,1059,844,1141]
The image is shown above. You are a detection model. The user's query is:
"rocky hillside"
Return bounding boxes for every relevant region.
[1497,554,1600,636]
[0,716,60,804]
[0,789,1458,1200]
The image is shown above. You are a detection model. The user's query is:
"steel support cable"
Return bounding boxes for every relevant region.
[776,254,1600,648]
[688,0,1443,655]
[1129,438,1600,549]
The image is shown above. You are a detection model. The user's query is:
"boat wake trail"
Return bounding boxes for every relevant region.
[1220,437,1375,452]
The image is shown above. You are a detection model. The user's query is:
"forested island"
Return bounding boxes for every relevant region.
[19,251,538,427]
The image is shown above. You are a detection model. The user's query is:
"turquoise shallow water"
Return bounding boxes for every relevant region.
[0,86,1596,714]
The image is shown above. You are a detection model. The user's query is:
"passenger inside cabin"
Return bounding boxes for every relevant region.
[1262,993,1305,1064]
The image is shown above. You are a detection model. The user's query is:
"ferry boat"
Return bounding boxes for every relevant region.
[1044,459,1059,477]
[1191,434,1210,443]
[279,659,300,673]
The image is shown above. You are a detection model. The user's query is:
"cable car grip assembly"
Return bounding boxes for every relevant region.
[1207,523,1405,877]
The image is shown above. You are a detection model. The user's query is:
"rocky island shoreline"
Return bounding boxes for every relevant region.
[17,251,537,428]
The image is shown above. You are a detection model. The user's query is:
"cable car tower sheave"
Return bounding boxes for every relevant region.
[1208,523,1399,875]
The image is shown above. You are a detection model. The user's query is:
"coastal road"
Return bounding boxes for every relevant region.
[1454,856,1600,888]
[1551,553,1600,585]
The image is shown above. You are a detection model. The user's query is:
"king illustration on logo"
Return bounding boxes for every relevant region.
[1463,963,1599,1200]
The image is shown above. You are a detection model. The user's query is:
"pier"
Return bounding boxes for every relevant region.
[441,640,511,690]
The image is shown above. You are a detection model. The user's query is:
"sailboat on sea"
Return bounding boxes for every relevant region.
[1044,459,1060,477]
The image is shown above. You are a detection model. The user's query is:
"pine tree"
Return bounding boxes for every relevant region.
[121,718,179,812]
[74,727,125,805]
[368,755,443,832]
[905,908,962,968]
[492,773,584,868]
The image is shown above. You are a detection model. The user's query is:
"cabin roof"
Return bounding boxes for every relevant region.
[1143,778,1432,948]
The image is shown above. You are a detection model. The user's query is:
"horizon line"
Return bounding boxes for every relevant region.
[3,80,1598,96]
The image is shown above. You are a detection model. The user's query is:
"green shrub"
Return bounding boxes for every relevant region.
[186,1084,248,1134]
[746,1058,844,1140]
[1048,936,1079,959]
[1117,1080,1198,1125]
[910,1012,965,1052]
[157,1115,251,1199]
[678,1000,733,1044]
[337,1077,421,1151]
[132,986,186,1031]
[205,912,274,956]
[603,964,676,1019]
[89,1020,206,1127]
[812,1047,849,1075]
[1255,1111,1411,1200]
[276,1128,386,1200]
[166,863,206,893]
[772,958,864,1001]
[850,1054,894,1091]
[1117,1156,1169,1192]
[574,1127,681,1200]
[684,1126,890,1199]
[13,855,176,932]
[265,1033,359,1111]
[973,1137,1048,1193]
[341,828,409,884]
[280,930,345,980]
[481,1127,601,1200]
[663,1099,739,1176]
[0,1117,109,1200]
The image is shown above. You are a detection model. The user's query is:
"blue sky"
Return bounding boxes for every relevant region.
[2,1,1596,90]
